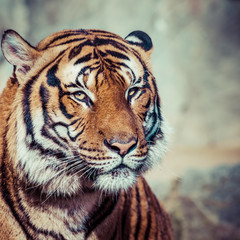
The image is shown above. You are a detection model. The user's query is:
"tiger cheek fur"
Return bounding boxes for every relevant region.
[0,29,174,239]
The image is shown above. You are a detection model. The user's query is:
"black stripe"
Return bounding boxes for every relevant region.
[145,96,162,143]
[143,181,152,240]
[46,54,68,95]
[52,38,86,48]
[69,125,85,142]
[64,82,78,88]
[40,84,71,147]
[39,85,49,120]
[74,53,92,65]
[68,39,93,60]
[110,61,137,83]
[122,191,131,240]
[59,98,74,119]
[89,29,113,34]
[94,68,102,89]
[89,29,125,41]
[134,186,142,239]
[110,224,118,240]
[41,126,68,149]
[93,38,129,52]
[43,31,82,48]
[28,139,67,161]
[153,194,173,239]
[75,67,89,88]
[135,89,147,101]
[84,196,118,238]
[52,121,85,143]
[43,31,86,49]
[106,50,130,60]
[115,73,126,87]
[98,50,108,58]
[47,64,61,87]
[143,70,151,89]
[101,58,119,68]
[23,76,37,138]
[70,118,82,131]
[144,98,151,109]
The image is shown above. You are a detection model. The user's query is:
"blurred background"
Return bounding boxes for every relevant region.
[1,0,240,239]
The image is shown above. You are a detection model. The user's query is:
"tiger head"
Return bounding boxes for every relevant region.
[1,29,169,196]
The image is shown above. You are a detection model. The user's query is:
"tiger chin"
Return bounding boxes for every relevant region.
[0,29,174,239]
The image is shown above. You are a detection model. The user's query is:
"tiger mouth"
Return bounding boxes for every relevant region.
[97,163,144,178]
[93,162,146,192]
[111,165,131,178]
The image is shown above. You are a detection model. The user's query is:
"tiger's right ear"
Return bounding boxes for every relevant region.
[125,31,153,58]
[1,30,39,75]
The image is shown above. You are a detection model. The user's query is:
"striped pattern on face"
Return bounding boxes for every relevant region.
[6,29,168,196]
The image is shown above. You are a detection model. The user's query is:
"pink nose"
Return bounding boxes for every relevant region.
[105,138,138,157]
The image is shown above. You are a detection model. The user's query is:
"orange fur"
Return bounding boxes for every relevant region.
[0,29,173,239]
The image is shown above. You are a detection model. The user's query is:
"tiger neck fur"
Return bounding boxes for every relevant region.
[1,158,123,239]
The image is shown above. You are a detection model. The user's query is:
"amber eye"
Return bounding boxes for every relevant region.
[128,87,140,101]
[73,91,86,100]
[72,91,92,106]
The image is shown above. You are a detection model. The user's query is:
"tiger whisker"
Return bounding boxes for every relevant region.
[26,158,86,192]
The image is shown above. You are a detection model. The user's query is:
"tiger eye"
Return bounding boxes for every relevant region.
[129,89,136,96]
[128,87,139,98]
[74,91,86,101]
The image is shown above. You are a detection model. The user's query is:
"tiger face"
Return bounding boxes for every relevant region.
[1,29,168,196]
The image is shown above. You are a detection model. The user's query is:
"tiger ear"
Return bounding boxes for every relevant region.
[125,31,153,56]
[1,30,39,75]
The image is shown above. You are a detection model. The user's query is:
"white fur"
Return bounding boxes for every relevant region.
[14,104,81,196]
[94,169,136,193]
[147,118,172,168]
[125,35,143,44]
[53,124,68,139]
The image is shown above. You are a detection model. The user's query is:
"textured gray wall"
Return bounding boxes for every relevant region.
[1,1,240,238]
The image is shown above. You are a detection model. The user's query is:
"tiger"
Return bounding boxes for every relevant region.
[0,29,174,240]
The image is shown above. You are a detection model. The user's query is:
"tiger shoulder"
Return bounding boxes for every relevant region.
[0,29,174,239]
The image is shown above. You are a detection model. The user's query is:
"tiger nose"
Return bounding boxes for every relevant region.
[104,138,138,157]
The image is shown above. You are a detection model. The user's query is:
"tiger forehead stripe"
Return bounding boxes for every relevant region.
[105,50,130,60]
[70,37,130,62]
[93,38,129,52]
[76,70,88,89]
[41,29,131,53]
[68,39,93,60]
[41,30,88,49]
[74,53,92,66]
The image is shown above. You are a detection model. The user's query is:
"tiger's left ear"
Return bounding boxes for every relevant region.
[125,31,153,57]
[1,30,40,75]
